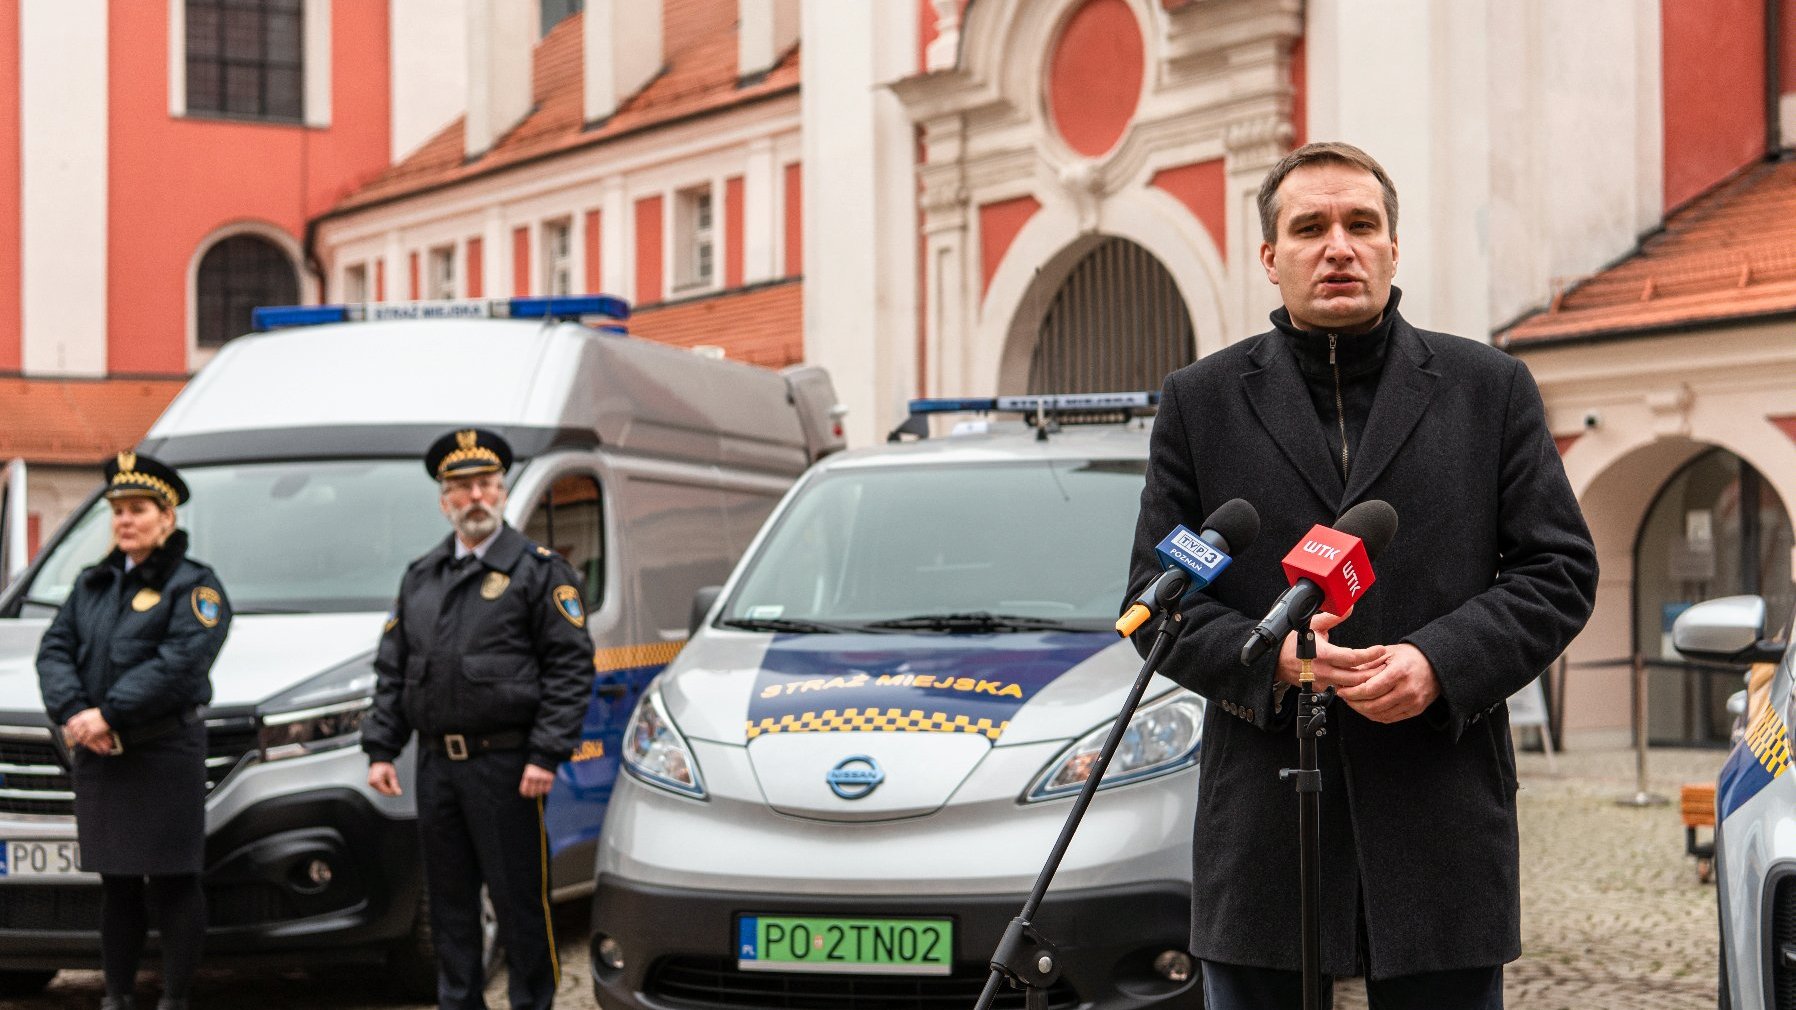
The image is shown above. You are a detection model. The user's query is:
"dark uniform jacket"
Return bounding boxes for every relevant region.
[362,524,595,772]
[38,530,230,731]
[1126,307,1598,979]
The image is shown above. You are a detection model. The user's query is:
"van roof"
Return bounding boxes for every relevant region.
[146,320,815,476]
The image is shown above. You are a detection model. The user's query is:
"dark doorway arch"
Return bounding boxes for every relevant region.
[1634,447,1795,745]
[1026,237,1195,394]
[196,234,299,349]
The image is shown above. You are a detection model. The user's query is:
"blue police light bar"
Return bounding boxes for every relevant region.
[889,391,1159,441]
[904,391,1159,415]
[252,295,631,332]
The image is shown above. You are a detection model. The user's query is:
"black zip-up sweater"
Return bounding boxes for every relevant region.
[1270,287,1400,484]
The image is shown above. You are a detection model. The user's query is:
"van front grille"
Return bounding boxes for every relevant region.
[643,956,1082,1010]
[0,716,259,818]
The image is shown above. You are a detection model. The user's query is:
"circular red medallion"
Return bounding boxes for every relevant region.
[1047,0,1145,158]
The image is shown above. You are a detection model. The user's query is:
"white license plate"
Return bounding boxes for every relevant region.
[0,840,85,878]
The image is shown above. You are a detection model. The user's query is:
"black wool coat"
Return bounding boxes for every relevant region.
[362,524,595,772]
[36,530,231,874]
[1126,309,1598,979]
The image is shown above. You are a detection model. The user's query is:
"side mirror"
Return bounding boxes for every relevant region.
[689,585,723,638]
[1672,595,1787,664]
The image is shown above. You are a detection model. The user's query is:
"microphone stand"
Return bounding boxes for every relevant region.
[1278,616,1333,1010]
[973,608,1190,1010]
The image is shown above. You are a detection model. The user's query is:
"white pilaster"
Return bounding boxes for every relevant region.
[383,231,404,303]
[743,139,778,283]
[585,0,663,123]
[21,2,108,375]
[466,0,536,159]
[391,0,469,160]
[303,0,332,127]
[600,180,628,296]
[801,0,918,445]
[740,0,800,81]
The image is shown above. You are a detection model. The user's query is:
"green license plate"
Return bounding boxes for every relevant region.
[736,915,953,975]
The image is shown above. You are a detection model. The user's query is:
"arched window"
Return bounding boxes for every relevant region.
[1027,237,1195,394]
[1635,448,1795,744]
[196,234,299,349]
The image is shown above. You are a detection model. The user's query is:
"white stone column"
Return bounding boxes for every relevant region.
[600,180,628,297]
[21,1,108,375]
[800,0,918,445]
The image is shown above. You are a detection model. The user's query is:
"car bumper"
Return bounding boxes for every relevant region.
[0,745,422,970]
[590,874,1200,1010]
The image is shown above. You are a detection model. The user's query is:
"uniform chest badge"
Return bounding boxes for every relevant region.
[481,572,512,600]
[553,585,585,629]
[191,586,223,628]
[131,588,161,612]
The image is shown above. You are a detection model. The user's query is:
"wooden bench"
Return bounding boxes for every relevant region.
[1680,782,1717,882]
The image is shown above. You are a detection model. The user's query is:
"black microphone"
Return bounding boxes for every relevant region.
[1117,499,1260,637]
[1239,500,1399,666]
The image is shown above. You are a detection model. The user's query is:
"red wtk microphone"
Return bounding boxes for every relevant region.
[1239,500,1398,666]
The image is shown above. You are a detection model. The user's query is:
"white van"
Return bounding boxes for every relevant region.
[590,394,1207,1010]
[0,296,842,998]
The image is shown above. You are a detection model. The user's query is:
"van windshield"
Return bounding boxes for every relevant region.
[721,459,1146,633]
[21,459,452,614]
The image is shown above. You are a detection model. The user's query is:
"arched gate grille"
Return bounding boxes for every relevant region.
[1027,237,1195,394]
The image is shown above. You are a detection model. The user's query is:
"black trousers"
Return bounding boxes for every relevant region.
[1201,960,1503,1010]
[416,746,559,1010]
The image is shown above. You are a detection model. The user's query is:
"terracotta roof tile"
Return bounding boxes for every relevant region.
[0,378,186,464]
[334,9,800,214]
[1501,159,1796,345]
[627,281,803,369]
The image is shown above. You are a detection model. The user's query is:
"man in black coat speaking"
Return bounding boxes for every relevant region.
[1125,142,1598,1008]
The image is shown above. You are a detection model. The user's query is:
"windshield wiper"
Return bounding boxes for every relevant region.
[21,597,62,611]
[864,611,1076,633]
[717,616,867,634]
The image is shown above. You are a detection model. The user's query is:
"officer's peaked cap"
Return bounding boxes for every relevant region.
[425,428,513,481]
[102,450,188,508]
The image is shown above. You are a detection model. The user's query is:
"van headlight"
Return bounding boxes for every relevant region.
[622,690,706,798]
[1025,690,1203,802]
[257,657,377,762]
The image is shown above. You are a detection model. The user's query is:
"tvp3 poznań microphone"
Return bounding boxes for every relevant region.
[1116,498,1261,637]
[1238,499,1399,665]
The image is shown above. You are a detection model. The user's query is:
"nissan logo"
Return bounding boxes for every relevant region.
[826,755,885,800]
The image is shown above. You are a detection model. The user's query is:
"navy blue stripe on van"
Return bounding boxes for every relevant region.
[745,632,1111,743]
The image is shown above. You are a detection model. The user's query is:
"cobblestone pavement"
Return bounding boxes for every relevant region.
[9,746,1728,1010]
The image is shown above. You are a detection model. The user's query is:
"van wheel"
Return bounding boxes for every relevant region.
[0,970,56,996]
[387,886,503,1000]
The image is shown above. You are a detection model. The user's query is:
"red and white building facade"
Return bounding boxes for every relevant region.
[2,0,1794,744]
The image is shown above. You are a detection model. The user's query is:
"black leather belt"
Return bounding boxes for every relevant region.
[428,729,529,760]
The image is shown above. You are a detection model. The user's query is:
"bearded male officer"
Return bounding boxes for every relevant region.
[363,428,595,1010]
[1126,142,1597,1008]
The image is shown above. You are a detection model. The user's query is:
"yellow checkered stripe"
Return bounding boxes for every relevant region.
[1747,706,1791,778]
[436,445,502,476]
[746,707,1007,742]
[594,641,684,674]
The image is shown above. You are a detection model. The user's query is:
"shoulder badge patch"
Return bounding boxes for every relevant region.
[481,571,512,600]
[191,586,223,629]
[383,610,399,634]
[552,585,585,629]
[535,545,554,558]
[131,588,162,612]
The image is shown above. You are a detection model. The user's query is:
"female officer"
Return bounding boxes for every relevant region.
[36,452,231,1010]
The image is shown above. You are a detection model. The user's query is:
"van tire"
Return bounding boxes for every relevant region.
[0,969,56,996]
[387,887,502,1000]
